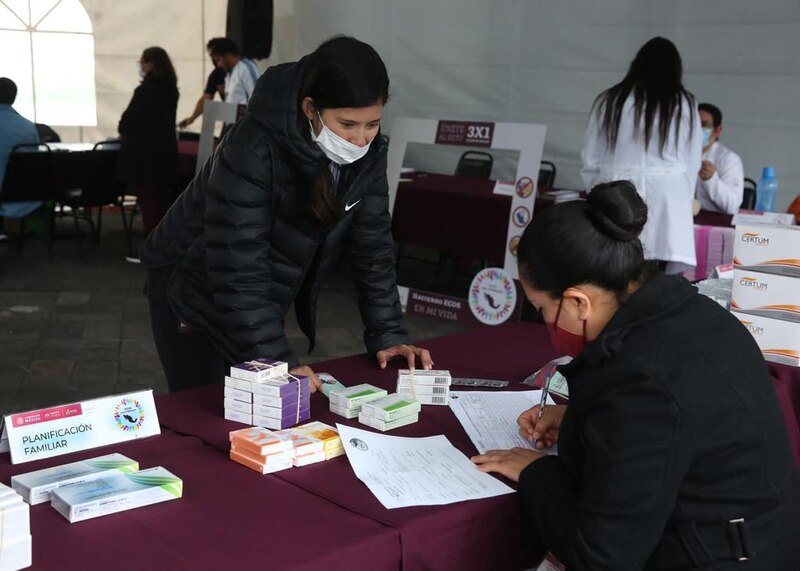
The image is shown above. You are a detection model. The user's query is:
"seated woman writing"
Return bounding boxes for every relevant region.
[473,180,800,569]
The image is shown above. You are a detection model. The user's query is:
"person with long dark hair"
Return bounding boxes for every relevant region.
[140,36,432,392]
[472,181,800,568]
[117,46,179,261]
[581,37,702,271]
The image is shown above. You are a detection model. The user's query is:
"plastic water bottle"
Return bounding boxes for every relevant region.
[755,167,778,212]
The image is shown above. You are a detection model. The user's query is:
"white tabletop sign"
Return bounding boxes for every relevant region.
[732,209,795,226]
[2,390,160,464]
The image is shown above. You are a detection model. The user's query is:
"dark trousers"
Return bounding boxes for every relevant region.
[131,184,173,234]
[146,267,227,392]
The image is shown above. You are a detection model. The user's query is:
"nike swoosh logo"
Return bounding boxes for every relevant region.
[344,199,362,212]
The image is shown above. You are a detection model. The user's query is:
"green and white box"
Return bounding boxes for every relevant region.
[397,369,452,385]
[329,404,360,419]
[360,394,421,422]
[329,384,387,410]
[11,453,139,505]
[50,466,183,523]
[358,412,419,432]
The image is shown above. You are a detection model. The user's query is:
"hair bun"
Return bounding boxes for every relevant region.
[586,180,648,241]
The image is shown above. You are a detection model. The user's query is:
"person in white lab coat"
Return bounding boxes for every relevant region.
[695,103,744,214]
[581,37,702,269]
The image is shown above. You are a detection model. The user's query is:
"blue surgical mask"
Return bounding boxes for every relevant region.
[702,127,713,147]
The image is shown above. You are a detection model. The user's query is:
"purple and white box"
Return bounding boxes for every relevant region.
[253,408,310,430]
[230,358,289,383]
[251,375,311,398]
[252,400,309,421]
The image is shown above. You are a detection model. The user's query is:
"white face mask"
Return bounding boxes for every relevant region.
[310,112,371,165]
[702,127,713,147]
[138,67,146,79]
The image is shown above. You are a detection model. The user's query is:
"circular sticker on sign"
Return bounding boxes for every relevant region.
[515,176,534,198]
[469,268,517,325]
[508,236,521,257]
[114,397,146,432]
[511,206,530,228]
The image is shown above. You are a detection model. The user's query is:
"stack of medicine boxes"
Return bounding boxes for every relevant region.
[731,223,800,366]
[224,358,311,428]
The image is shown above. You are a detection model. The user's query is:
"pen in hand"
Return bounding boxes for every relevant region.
[532,370,552,449]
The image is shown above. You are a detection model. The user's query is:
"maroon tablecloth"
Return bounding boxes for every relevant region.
[0,429,400,570]
[156,323,558,571]
[392,174,735,264]
[177,139,198,179]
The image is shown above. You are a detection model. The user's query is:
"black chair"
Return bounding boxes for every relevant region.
[54,141,136,254]
[742,178,757,210]
[538,160,557,189]
[455,151,493,180]
[1,143,57,255]
[35,123,61,143]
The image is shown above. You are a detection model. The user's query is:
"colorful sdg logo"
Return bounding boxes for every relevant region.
[469,268,517,325]
[114,397,146,432]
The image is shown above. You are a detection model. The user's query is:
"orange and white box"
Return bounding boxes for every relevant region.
[733,224,800,278]
[733,310,800,366]
[229,427,294,456]
[274,430,324,458]
[229,448,293,474]
[731,269,800,323]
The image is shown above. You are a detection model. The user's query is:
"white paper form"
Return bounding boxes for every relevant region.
[448,390,555,454]
[336,424,514,509]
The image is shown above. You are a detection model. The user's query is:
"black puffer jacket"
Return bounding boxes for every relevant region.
[140,58,409,366]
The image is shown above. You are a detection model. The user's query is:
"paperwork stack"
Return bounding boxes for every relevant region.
[329,384,387,419]
[224,358,311,427]
[396,369,451,405]
[229,426,294,474]
[0,483,31,571]
[359,394,421,431]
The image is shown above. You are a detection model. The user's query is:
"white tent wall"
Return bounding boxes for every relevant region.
[268,0,800,210]
[55,0,226,144]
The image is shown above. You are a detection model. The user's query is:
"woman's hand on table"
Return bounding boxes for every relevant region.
[289,366,322,393]
[518,404,566,450]
[471,448,546,482]
[376,344,433,370]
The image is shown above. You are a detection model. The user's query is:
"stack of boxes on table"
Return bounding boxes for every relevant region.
[7,453,182,527]
[731,223,800,366]
[396,369,452,405]
[0,483,31,571]
[228,422,344,474]
[224,358,311,429]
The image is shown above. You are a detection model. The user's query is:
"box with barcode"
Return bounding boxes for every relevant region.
[230,358,288,382]
[396,382,450,396]
[360,394,421,422]
[404,393,449,406]
[397,369,452,385]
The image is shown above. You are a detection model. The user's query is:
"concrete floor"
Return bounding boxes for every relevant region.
[0,210,469,416]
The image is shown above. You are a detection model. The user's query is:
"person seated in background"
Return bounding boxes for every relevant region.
[178,37,227,130]
[696,102,744,214]
[472,180,800,569]
[210,38,260,107]
[0,77,42,241]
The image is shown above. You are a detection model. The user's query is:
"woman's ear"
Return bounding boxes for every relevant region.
[563,287,592,321]
[301,97,316,121]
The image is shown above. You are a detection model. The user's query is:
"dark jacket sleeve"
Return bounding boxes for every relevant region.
[203,138,298,366]
[118,84,152,138]
[346,162,410,355]
[518,362,692,569]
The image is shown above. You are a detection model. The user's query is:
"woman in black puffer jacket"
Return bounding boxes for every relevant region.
[141,36,432,392]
